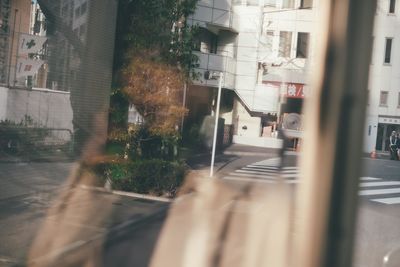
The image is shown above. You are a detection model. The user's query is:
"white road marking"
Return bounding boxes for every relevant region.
[235,169,297,176]
[222,176,276,183]
[360,181,400,187]
[359,188,400,196]
[360,177,381,181]
[228,172,279,179]
[232,171,297,179]
[371,197,400,205]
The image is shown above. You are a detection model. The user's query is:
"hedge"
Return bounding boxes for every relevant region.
[96,159,186,197]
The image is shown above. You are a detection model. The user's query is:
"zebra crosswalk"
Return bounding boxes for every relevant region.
[358,177,400,205]
[221,158,400,205]
[221,158,299,184]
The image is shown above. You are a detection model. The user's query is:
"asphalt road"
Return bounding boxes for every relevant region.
[0,162,168,267]
[354,158,400,267]
[1,154,399,267]
[218,155,400,267]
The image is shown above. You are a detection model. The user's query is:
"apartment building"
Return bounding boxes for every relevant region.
[45,0,90,91]
[0,0,31,86]
[364,0,400,153]
[187,0,317,148]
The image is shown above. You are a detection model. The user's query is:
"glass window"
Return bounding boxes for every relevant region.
[279,31,292,57]
[389,0,396,13]
[79,24,86,37]
[300,0,313,8]
[398,92,400,106]
[296,32,309,58]
[384,38,393,64]
[74,6,80,18]
[282,0,294,8]
[380,91,389,106]
[264,0,276,7]
[265,30,274,52]
[81,2,88,15]
[247,0,260,6]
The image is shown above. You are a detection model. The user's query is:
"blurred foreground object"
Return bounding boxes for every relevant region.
[150,0,377,267]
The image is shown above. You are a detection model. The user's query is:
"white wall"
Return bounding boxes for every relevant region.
[0,87,8,121]
[6,88,73,131]
[363,115,379,153]
[234,99,261,137]
[364,0,400,151]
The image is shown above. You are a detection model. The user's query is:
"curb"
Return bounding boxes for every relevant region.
[223,150,298,157]
[79,185,172,203]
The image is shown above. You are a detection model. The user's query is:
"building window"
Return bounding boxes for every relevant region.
[384,38,393,64]
[370,36,375,64]
[398,92,400,107]
[264,0,276,7]
[279,31,292,58]
[300,0,313,8]
[75,7,80,18]
[389,0,396,13]
[257,62,267,84]
[296,32,309,58]
[79,24,86,37]
[282,0,294,8]
[81,2,88,15]
[380,91,389,106]
[194,29,218,54]
[266,30,274,52]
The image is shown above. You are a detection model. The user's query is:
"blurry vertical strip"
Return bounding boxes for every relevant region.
[295,1,376,267]
[0,0,11,85]
[37,0,117,156]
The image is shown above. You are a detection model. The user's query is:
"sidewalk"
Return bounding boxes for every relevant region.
[184,144,283,177]
[363,151,390,160]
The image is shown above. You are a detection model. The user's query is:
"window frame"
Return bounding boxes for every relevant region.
[389,0,396,14]
[384,37,393,64]
[299,0,313,9]
[397,92,400,107]
[279,31,293,58]
[380,90,389,106]
[296,32,310,58]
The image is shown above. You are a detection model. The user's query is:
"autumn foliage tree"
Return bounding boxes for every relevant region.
[108,0,199,159]
[122,53,187,137]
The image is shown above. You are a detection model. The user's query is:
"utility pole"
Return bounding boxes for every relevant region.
[206,71,223,177]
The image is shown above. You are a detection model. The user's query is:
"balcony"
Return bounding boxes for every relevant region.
[193,51,236,90]
[189,0,238,34]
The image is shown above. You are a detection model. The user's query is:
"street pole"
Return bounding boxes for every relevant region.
[210,72,223,177]
[180,82,187,134]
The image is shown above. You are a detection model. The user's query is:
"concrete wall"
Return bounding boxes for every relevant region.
[5,88,73,137]
[234,98,261,137]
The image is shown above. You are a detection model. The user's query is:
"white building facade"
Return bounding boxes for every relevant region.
[190,0,399,153]
[364,0,400,153]
[188,0,317,148]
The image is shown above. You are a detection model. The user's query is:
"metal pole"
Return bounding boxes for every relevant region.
[180,82,187,133]
[210,72,223,177]
[7,9,18,86]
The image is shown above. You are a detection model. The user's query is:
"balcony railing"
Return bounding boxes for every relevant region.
[190,0,237,32]
[193,51,236,89]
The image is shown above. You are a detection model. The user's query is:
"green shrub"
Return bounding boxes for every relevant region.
[97,159,186,197]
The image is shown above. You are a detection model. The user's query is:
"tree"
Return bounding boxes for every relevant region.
[121,52,187,136]
[108,0,199,158]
